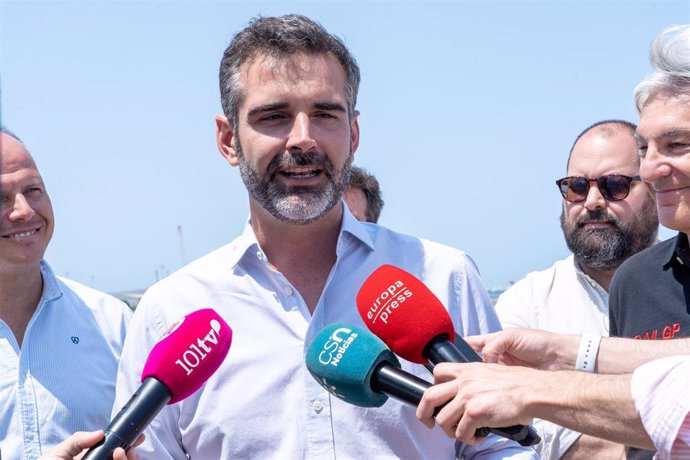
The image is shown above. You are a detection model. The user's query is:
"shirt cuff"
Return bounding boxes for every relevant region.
[631,355,690,458]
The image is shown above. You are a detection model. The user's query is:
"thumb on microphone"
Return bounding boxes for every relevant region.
[39,431,144,460]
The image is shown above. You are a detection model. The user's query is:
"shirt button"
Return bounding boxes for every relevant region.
[284,286,293,296]
[313,401,323,413]
[256,251,265,261]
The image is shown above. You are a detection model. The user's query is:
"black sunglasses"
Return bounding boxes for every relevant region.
[555,174,641,202]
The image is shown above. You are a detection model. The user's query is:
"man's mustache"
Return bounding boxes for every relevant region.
[575,210,620,228]
[266,151,330,177]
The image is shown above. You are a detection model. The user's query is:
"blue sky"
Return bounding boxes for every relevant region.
[1,1,688,293]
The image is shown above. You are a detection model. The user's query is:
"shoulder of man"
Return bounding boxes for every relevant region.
[57,276,131,317]
[611,235,677,286]
[370,224,470,259]
[498,255,572,300]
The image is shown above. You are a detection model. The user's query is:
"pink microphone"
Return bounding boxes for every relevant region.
[84,308,232,459]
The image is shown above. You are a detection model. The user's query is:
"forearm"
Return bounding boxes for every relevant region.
[597,337,690,374]
[560,434,625,460]
[535,335,690,374]
[528,371,653,449]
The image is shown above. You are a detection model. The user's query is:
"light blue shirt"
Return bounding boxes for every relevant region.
[114,208,537,459]
[0,261,131,459]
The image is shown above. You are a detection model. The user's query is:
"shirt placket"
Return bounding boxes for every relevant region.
[304,374,336,459]
[255,247,339,458]
[19,364,40,460]
[0,319,41,460]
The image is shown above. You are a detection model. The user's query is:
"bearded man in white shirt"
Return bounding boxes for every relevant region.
[494,119,659,459]
[112,14,537,460]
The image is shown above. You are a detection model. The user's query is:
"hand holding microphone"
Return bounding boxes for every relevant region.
[356,265,540,447]
[39,431,143,460]
[83,308,232,460]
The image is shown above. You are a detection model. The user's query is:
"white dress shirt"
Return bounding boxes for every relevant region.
[632,355,690,460]
[495,255,609,459]
[114,208,537,459]
[0,261,132,459]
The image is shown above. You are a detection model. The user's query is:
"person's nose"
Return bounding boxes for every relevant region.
[583,180,606,211]
[287,113,317,152]
[9,193,36,221]
[640,145,672,183]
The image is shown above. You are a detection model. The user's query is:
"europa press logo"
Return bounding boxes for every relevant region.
[365,279,413,325]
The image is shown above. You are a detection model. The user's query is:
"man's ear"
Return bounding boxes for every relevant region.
[350,110,360,156]
[216,114,239,166]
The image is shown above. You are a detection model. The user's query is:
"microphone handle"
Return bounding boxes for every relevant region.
[371,363,490,438]
[424,333,481,371]
[83,377,172,459]
[425,335,479,363]
[422,336,541,447]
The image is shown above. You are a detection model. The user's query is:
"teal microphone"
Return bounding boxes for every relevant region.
[306,323,400,407]
[306,323,490,438]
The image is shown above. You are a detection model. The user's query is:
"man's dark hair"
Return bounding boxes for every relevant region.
[349,166,384,223]
[219,14,360,127]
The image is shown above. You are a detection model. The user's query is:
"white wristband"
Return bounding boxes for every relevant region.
[575,334,601,372]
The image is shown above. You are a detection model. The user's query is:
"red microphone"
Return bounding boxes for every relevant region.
[83,308,232,459]
[356,264,457,364]
[357,265,540,447]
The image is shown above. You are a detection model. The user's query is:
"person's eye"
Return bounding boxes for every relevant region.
[669,142,690,152]
[261,113,286,121]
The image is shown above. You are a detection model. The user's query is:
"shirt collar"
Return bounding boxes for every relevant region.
[39,260,64,305]
[338,200,376,255]
[669,232,690,267]
[227,203,376,270]
[227,218,261,270]
[570,255,602,288]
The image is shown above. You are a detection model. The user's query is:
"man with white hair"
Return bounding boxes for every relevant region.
[608,23,690,459]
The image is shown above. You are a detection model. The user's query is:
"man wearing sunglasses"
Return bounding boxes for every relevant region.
[495,120,658,459]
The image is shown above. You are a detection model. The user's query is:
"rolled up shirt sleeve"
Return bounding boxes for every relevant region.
[631,355,690,459]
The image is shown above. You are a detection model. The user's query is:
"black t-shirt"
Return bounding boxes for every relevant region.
[609,232,690,459]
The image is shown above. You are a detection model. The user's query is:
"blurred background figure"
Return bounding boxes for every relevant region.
[343,165,384,223]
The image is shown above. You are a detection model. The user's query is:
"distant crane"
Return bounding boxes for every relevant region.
[177,224,188,266]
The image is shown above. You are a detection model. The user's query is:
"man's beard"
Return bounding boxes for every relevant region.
[235,140,353,225]
[561,198,659,271]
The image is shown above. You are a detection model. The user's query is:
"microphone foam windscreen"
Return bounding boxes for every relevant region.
[306,323,399,408]
[141,308,232,404]
[356,264,455,364]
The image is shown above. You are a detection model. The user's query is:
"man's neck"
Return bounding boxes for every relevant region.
[0,264,44,347]
[575,257,615,292]
[249,201,343,313]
